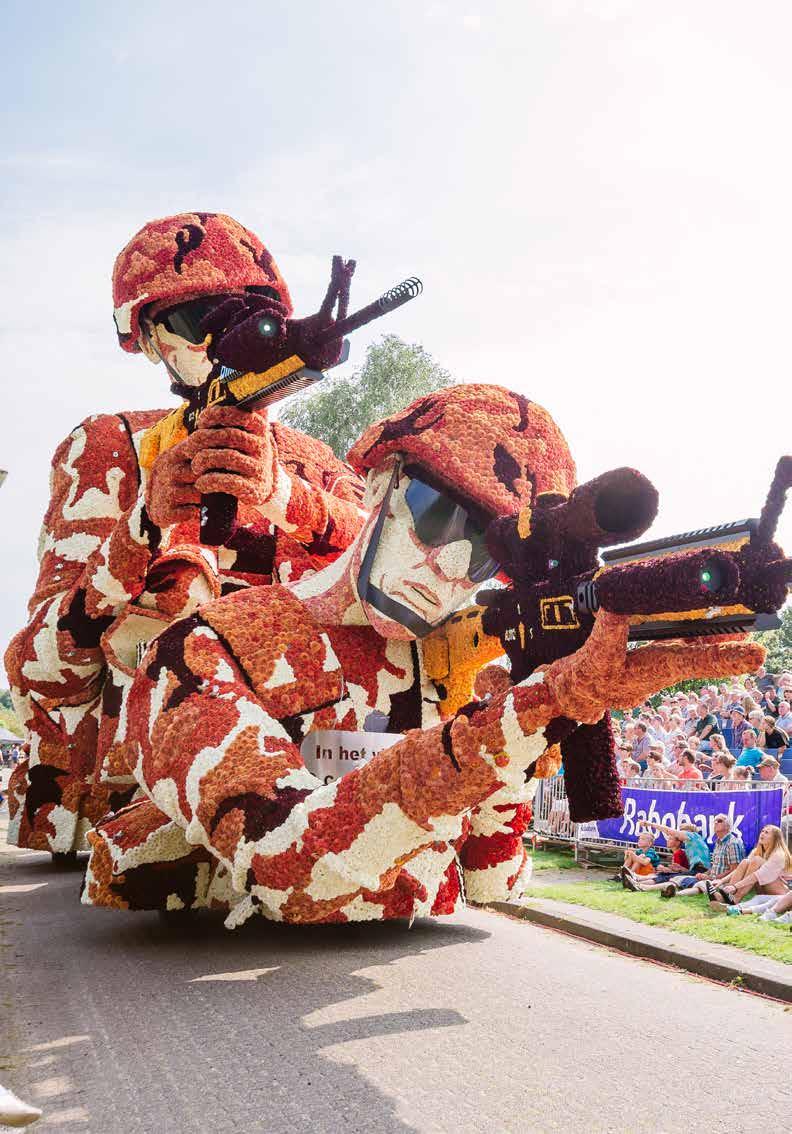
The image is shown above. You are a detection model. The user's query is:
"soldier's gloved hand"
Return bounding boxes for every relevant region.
[189,405,276,509]
[145,438,201,527]
[202,296,291,373]
[290,312,345,372]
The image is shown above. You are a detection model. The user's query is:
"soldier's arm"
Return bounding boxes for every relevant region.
[5,415,143,703]
[268,420,366,557]
[129,602,563,921]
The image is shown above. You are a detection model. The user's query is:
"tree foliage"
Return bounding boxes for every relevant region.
[751,604,792,674]
[279,334,454,459]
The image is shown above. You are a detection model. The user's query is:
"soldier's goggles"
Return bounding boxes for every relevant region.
[403,476,499,583]
[149,286,281,345]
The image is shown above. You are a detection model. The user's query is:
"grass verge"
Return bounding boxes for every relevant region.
[523,879,792,965]
[530,846,582,872]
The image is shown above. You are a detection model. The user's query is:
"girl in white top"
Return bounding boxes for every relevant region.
[707,825,792,909]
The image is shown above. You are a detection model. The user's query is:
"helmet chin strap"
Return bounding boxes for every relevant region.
[357,459,437,639]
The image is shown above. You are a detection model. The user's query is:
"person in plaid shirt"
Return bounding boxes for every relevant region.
[664,814,745,898]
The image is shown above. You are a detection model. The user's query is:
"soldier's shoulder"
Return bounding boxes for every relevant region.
[60,409,169,450]
[199,585,341,710]
[200,584,314,651]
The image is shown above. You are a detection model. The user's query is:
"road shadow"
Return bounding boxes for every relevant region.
[1,853,490,1133]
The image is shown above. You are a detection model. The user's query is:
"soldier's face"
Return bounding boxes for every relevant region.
[370,473,480,625]
[140,318,214,387]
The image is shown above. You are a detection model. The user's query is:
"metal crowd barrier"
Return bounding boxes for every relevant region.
[531,774,790,858]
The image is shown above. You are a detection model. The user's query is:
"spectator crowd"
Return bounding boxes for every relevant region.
[614,665,792,921]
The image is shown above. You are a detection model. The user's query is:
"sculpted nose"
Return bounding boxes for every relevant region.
[433,540,472,581]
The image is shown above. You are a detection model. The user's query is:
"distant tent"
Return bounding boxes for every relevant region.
[0,725,22,743]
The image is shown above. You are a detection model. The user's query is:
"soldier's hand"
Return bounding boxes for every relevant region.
[203,296,290,373]
[145,437,200,527]
[189,406,276,509]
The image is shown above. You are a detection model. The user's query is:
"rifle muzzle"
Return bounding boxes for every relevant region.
[544,467,659,548]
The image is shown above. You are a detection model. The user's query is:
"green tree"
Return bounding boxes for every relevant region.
[751,604,792,674]
[279,334,454,458]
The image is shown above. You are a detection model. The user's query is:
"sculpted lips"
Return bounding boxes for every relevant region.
[402,580,441,607]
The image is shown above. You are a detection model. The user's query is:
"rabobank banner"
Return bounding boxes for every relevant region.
[576,786,784,853]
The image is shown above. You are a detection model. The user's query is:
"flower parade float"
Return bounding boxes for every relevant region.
[78,384,789,925]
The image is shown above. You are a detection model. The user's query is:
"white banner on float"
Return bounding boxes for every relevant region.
[300,729,403,785]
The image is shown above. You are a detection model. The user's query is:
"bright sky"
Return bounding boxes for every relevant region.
[1,1,791,659]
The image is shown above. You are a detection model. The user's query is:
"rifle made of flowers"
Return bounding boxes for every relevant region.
[475,457,792,821]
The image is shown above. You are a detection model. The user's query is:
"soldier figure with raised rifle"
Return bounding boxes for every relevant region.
[5,212,419,861]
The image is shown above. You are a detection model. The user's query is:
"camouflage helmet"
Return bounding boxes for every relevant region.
[112,212,293,352]
[347,384,577,522]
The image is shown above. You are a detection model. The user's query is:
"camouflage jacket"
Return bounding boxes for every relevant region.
[82,585,539,923]
[5,410,365,852]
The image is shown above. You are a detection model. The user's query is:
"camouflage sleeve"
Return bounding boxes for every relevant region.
[457,793,533,903]
[128,613,561,924]
[6,414,144,702]
[266,421,366,560]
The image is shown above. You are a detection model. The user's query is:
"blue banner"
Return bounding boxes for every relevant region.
[577,786,784,853]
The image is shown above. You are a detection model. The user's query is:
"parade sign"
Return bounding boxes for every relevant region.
[576,786,784,853]
[300,729,402,784]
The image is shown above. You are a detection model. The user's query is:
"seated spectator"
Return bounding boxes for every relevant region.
[756,754,788,784]
[754,665,774,693]
[708,733,729,759]
[747,709,767,747]
[728,705,748,751]
[664,814,745,898]
[676,750,704,783]
[635,818,711,875]
[708,751,736,788]
[762,716,789,756]
[625,832,692,892]
[620,758,641,782]
[775,699,792,733]
[731,765,752,787]
[761,687,779,714]
[642,750,674,781]
[620,832,661,885]
[693,699,720,750]
[707,825,792,909]
[735,728,764,769]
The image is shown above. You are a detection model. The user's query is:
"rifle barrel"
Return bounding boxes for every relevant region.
[315,277,422,346]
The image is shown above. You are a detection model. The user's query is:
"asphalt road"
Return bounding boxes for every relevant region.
[1,815,789,1134]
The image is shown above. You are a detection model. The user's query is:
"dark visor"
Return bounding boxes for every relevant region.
[404,477,499,583]
[150,286,281,345]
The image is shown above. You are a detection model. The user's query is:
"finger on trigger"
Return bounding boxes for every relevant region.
[193,473,261,502]
[189,426,263,458]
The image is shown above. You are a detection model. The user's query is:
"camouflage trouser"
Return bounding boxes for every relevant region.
[8,757,137,855]
[82,796,465,925]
